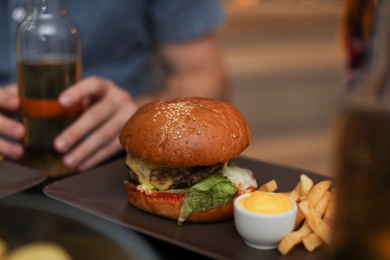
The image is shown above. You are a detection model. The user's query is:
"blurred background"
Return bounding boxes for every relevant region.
[219,0,345,177]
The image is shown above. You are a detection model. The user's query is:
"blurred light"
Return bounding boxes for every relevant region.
[236,0,259,7]
[275,0,295,4]
[299,0,321,5]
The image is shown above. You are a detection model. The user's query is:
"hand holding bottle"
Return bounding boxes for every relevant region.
[0,84,24,160]
[0,78,138,174]
[54,76,138,171]
[16,0,82,177]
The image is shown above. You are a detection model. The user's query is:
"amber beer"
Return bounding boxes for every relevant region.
[331,101,390,259]
[17,56,82,177]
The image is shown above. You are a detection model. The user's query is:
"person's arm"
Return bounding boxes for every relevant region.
[135,33,228,107]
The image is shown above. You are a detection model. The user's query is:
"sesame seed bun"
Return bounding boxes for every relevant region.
[119,97,251,167]
[119,97,255,224]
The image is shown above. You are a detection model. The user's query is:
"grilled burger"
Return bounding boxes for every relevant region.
[119,97,257,225]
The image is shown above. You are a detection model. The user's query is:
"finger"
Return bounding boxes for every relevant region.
[62,111,123,169]
[59,77,109,107]
[0,85,20,111]
[55,85,133,153]
[64,96,137,168]
[62,131,119,170]
[0,138,23,159]
[0,115,25,140]
[1,84,18,96]
[54,98,117,153]
[77,139,122,171]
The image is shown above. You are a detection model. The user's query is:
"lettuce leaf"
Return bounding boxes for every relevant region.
[178,172,238,225]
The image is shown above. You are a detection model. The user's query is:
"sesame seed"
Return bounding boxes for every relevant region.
[197,130,201,135]
[203,123,208,127]
[232,134,236,139]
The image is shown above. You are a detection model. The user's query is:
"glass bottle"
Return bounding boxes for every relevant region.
[341,0,377,89]
[15,0,82,178]
[331,0,390,259]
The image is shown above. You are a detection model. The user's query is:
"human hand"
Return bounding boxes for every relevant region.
[55,77,138,171]
[0,84,24,159]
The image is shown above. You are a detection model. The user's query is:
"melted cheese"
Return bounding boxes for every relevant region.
[126,155,258,193]
[126,154,173,190]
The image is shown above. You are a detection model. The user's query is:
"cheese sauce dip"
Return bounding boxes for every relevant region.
[237,191,294,214]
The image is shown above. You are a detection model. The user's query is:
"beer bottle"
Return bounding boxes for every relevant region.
[341,0,377,88]
[15,0,82,178]
[331,0,390,259]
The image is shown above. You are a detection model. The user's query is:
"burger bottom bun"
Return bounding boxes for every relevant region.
[125,182,234,223]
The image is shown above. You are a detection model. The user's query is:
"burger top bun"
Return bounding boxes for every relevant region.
[119,97,251,167]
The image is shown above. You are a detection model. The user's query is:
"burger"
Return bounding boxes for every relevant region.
[119,97,257,225]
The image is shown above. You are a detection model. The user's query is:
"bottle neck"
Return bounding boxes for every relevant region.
[26,0,68,17]
[368,0,390,74]
[352,0,390,98]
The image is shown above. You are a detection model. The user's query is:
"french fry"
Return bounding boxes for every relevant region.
[299,174,313,197]
[258,175,335,255]
[293,183,300,195]
[279,191,331,255]
[301,191,331,251]
[278,224,312,255]
[291,174,313,199]
[307,180,332,207]
[302,189,336,252]
[299,200,332,245]
[293,180,331,228]
[323,188,336,227]
[313,191,331,216]
[302,233,323,252]
[287,189,299,203]
[258,179,278,192]
[294,209,306,229]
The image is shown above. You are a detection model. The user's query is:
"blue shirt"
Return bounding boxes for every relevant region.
[1,0,225,97]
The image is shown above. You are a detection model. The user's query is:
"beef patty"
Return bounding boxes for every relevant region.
[127,163,224,190]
